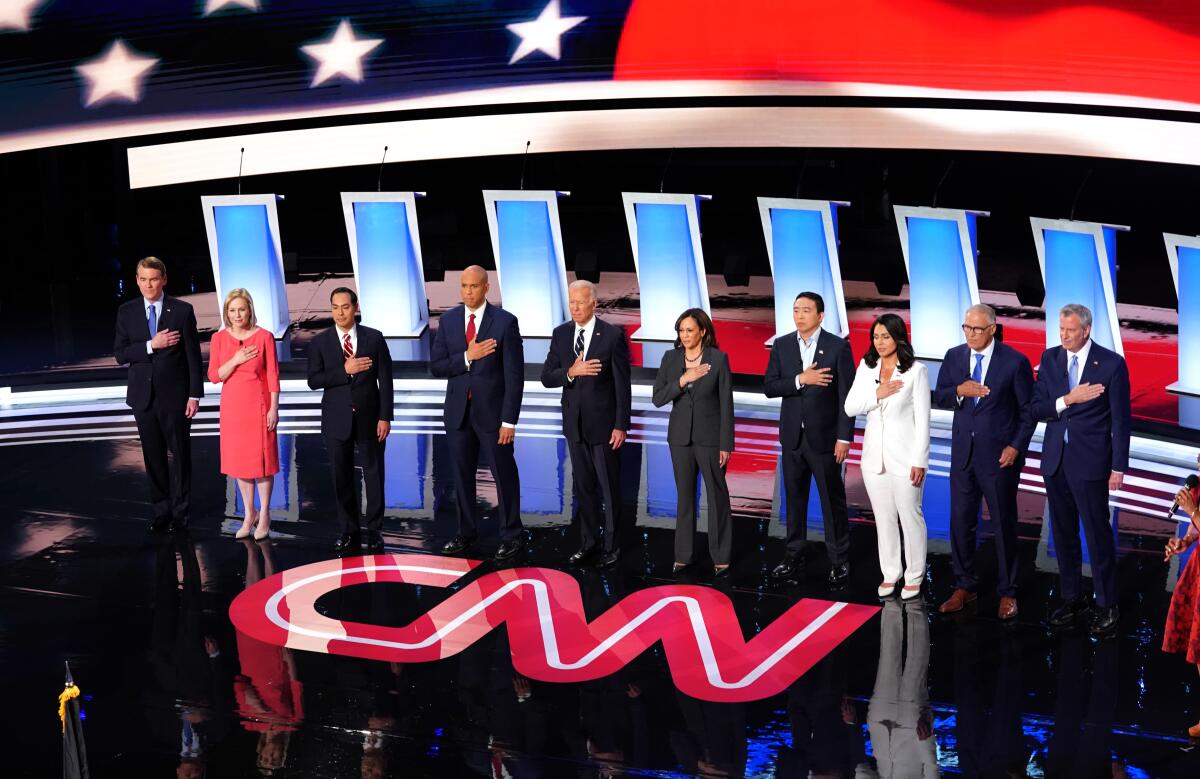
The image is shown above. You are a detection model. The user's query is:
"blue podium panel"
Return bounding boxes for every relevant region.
[758,198,849,342]
[515,435,566,515]
[1030,218,1126,354]
[1164,233,1200,395]
[483,190,570,347]
[341,192,429,338]
[894,206,985,360]
[622,193,711,348]
[230,433,296,516]
[384,433,429,510]
[202,194,290,338]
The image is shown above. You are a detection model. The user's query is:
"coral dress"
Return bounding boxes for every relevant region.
[207,328,280,479]
[1163,487,1200,665]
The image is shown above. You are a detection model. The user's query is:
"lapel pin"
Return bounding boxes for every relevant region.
[818,349,824,355]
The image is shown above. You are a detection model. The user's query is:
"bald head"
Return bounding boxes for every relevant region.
[459,265,490,309]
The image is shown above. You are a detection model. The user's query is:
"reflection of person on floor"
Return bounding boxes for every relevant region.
[1162,455,1200,739]
[777,650,862,778]
[868,599,937,778]
[670,694,747,777]
[952,621,1026,777]
[233,538,302,773]
[148,534,229,778]
[1044,636,1121,777]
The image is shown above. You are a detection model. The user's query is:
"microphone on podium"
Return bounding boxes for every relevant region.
[1167,474,1200,520]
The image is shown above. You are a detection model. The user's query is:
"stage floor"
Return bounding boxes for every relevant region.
[4,431,1200,778]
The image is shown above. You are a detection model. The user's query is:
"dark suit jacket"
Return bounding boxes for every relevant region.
[540,317,632,444]
[933,341,1036,473]
[763,328,855,452]
[1031,341,1131,480]
[306,324,394,441]
[114,296,203,412]
[651,347,735,451]
[430,303,524,433]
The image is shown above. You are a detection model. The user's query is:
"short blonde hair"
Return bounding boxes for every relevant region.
[222,288,257,329]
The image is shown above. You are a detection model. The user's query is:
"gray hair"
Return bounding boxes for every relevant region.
[568,279,597,301]
[964,303,996,325]
[1059,303,1093,328]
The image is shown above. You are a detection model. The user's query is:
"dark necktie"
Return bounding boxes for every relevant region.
[574,327,585,358]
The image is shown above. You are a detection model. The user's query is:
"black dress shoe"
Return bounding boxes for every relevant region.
[364,532,385,552]
[771,553,803,580]
[1089,604,1120,636]
[335,533,361,553]
[596,548,620,569]
[827,562,850,586]
[568,546,597,565]
[1047,598,1089,628]
[495,535,525,561]
[440,535,476,555]
[149,517,173,533]
[714,563,731,578]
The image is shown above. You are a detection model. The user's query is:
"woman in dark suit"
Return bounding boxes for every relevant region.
[652,308,735,575]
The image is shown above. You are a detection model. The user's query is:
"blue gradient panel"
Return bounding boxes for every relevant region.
[212,204,289,337]
[634,202,705,340]
[385,434,428,510]
[1178,246,1200,390]
[515,436,565,514]
[233,434,293,513]
[495,200,567,337]
[1042,228,1118,351]
[352,201,427,337]
[645,442,678,518]
[906,215,976,359]
[770,208,844,336]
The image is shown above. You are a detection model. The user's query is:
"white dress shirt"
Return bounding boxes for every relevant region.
[335,323,358,357]
[565,316,596,384]
[957,336,996,405]
[1054,338,1092,415]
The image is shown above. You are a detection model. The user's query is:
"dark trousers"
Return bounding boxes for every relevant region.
[134,398,192,523]
[949,453,1022,597]
[670,444,732,565]
[1044,454,1118,607]
[447,407,523,541]
[567,436,622,553]
[327,411,386,536]
[781,439,849,564]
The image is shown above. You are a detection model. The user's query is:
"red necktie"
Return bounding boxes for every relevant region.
[342,333,353,360]
[465,313,476,400]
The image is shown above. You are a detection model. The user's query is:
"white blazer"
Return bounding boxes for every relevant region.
[844,358,930,476]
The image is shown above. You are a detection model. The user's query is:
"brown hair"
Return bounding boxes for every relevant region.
[136,256,167,275]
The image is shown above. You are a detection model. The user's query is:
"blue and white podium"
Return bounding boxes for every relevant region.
[340,192,431,361]
[1164,233,1200,428]
[201,194,291,356]
[894,206,986,362]
[622,192,712,368]
[482,190,571,363]
[1030,218,1127,354]
[758,198,849,342]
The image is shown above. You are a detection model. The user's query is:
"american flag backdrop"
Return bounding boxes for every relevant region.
[4,0,1200,153]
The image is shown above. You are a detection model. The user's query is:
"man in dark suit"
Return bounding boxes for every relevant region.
[113,256,203,531]
[307,287,394,552]
[1031,303,1131,635]
[764,291,856,585]
[933,303,1036,620]
[541,279,632,568]
[431,266,525,560]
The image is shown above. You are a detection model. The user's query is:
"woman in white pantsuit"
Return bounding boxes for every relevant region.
[844,314,931,600]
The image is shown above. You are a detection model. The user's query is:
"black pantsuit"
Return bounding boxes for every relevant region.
[446,410,523,541]
[780,445,849,562]
[652,346,735,567]
[134,401,193,522]
[327,411,387,535]
[568,438,623,551]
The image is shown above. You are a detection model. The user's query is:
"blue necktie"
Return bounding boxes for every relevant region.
[147,302,157,340]
[971,353,984,407]
[1065,354,1079,443]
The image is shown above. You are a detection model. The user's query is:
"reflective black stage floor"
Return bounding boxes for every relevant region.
[4,434,1200,778]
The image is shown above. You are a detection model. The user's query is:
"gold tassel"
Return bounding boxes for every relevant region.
[58,684,80,732]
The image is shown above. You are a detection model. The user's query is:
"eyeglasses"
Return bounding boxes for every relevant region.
[961,323,994,336]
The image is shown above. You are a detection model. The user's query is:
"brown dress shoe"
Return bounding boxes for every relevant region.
[938,588,977,614]
[998,597,1018,620]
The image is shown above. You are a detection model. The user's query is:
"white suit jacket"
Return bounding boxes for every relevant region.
[844,359,931,476]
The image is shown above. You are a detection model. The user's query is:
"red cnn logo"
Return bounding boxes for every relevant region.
[230,553,878,703]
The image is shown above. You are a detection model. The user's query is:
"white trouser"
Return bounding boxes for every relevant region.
[862,468,927,585]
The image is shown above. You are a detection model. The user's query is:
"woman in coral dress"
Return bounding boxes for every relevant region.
[207,288,280,540]
[1163,454,1200,739]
